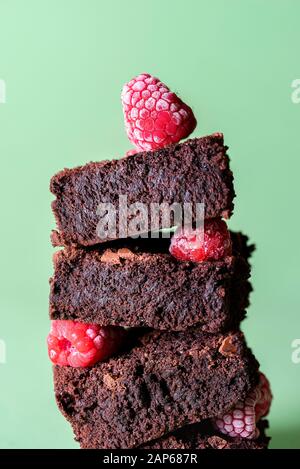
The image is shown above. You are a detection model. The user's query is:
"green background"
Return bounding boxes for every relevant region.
[0,0,299,449]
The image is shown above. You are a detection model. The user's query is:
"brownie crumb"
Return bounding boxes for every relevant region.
[50,134,235,247]
[117,248,135,259]
[100,249,121,264]
[219,335,238,357]
[207,436,228,449]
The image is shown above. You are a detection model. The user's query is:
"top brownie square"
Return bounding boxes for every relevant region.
[50,134,234,247]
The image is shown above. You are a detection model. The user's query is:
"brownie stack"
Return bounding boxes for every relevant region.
[49,134,270,449]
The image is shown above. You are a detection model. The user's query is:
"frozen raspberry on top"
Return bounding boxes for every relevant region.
[47,320,125,368]
[214,372,272,439]
[121,73,197,152]
[169,218,232,262]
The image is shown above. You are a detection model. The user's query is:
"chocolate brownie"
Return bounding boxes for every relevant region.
[50,232,252,332]
[142,420,270,449]
[54,329,259,448]
[50,134,235,247]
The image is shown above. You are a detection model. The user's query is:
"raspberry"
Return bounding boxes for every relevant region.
[214,373,272,439]
[169,219,232,262]
[121,73,197,151]
[47,320,125,368]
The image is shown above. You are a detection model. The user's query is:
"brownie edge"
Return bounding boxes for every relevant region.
[142,420,270,449]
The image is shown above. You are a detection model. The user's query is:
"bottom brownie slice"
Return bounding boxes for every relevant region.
[54,328,259,448]
[142,420,270,449]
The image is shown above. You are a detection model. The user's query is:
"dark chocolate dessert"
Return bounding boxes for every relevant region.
[54,329,259,448]
[48,73,272,449]
[50,134,235,247]
[50,232,253,332]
